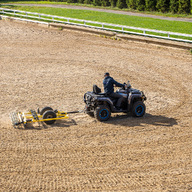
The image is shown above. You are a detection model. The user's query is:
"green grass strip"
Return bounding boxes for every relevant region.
[1,0,192,18]
[1,5,192,35]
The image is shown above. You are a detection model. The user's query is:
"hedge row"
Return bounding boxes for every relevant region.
[44,0,191,14]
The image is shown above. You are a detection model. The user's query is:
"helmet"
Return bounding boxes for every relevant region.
[104,72,110,77]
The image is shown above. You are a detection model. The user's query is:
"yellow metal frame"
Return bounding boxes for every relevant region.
[18,110,69,125]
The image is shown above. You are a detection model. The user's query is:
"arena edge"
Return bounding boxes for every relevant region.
[1,15,192,51]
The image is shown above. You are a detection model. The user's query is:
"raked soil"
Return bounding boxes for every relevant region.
[0,19,192,191]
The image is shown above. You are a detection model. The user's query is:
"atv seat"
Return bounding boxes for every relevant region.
[93,85,101,94]
[93,85,107,96]
[94,92,107,96]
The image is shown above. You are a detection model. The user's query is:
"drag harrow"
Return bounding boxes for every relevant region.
[10,107,82,128]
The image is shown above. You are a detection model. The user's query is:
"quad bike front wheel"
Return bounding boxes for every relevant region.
[94,105,111,121]
[132,101,146,117]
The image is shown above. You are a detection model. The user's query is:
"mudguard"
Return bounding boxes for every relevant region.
[128,93,143,111]
[96,97,115,111]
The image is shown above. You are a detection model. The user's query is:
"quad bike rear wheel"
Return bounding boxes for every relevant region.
[94,105,111,121]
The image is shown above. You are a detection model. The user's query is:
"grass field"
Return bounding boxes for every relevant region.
[1,0,192,16]
[1,4,192,35]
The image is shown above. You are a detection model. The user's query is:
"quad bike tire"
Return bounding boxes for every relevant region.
[94,105,111,121]
[132,101,146,117]
[43,110,56,125]
[40,106,53,115]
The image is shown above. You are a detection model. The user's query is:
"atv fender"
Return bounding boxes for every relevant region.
[97,97,114,111]
[128,94,142,111]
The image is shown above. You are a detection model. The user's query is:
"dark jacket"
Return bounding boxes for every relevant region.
[103,76,124,94]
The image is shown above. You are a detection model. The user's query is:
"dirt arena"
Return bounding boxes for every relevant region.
[0,19,192,191]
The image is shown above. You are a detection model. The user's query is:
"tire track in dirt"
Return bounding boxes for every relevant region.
[1,125,191,191]
[0,19,192,191]
[68,37,191,119]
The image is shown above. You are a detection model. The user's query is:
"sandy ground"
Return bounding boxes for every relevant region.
[0,19,192,191]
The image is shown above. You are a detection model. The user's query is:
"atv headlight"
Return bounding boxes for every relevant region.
[141,91,147,100]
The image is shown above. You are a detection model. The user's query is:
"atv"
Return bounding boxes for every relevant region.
[84,81,147,121]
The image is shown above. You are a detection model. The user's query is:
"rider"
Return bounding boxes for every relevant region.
[103,72,125,110]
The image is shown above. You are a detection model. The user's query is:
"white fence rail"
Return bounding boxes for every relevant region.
[1,8,192,43]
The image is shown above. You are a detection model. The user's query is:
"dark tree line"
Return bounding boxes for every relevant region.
[45,0,191,14]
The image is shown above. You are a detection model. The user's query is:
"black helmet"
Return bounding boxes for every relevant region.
[104,72,110,77]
